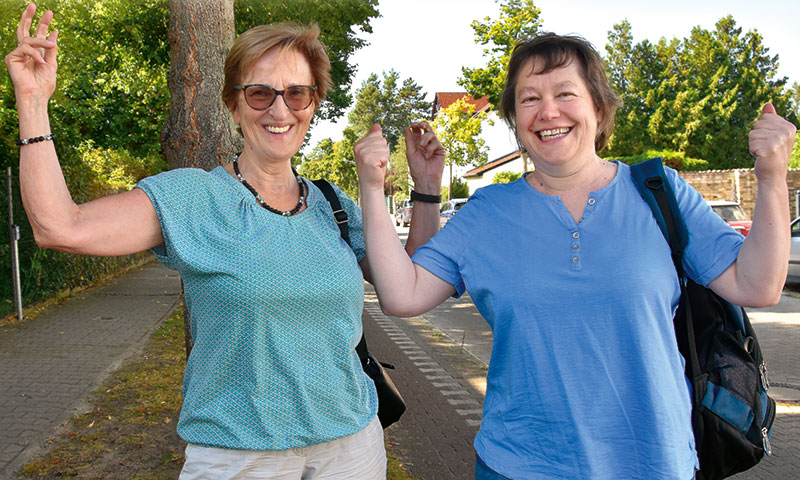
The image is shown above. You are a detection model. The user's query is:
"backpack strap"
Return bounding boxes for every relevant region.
[632,158,772,465]
[629,157,689,273]
[310,178,370,366]
[311,179,351,247]
[630,158,703,403]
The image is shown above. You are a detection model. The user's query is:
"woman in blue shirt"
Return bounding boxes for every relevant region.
[354,32,796,479]
[7,4,445,478]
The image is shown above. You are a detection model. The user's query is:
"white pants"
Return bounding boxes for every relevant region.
[179,416,386,480]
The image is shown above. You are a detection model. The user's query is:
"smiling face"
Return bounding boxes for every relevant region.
[514,57,601,172]
[231,47,315,165]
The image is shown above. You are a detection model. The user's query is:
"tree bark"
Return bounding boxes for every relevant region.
[162,0,240,171]
[162,1,239,357]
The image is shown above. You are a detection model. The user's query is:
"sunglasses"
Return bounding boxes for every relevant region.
[234,84,317,111]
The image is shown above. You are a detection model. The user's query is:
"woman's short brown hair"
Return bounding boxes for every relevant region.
[500,32,620,152]
[222,22,331,113]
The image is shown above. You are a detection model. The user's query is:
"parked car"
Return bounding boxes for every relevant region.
[440,198,468,226]
[394,199,413,227]
[707,200,752,236]
[789,217,800,282]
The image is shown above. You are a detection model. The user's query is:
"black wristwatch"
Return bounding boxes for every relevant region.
[410,190,441,203]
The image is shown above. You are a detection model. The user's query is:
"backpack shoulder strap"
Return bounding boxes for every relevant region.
[631,158,703,402]
[311,178,351,247]
[310,178,369,364]
[630,157,689,274]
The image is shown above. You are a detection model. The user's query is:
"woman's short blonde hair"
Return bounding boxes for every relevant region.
[500,32,621,152]
[222,22,331,113]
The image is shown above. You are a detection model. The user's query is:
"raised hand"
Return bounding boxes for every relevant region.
[4,3,59,102]
[354,123,390,192]
[405,121,445,194]
[749,103,797,183]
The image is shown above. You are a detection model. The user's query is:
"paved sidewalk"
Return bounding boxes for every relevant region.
[0,261,182,478]
[363,290,487,479]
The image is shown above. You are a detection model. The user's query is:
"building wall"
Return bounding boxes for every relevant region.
[464,163,800,220]
[465,156,527,193]
[679,169,800,220]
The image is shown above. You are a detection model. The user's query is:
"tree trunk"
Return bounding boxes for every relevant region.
[162,1,239,357]
[162,0,240,171]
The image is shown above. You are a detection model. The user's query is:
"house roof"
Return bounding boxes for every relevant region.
[431,92,490,119]
[464,150,523,178]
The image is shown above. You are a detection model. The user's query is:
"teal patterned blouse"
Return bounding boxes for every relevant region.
[136,166,378,450]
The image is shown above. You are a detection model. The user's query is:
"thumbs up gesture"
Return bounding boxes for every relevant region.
[749,103,797,182]
[354,123,390,192]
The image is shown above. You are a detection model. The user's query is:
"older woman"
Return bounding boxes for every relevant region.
[355,32,796,479]
[6,3,445,479]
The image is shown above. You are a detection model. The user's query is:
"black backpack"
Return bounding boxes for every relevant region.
[630,158,776,480]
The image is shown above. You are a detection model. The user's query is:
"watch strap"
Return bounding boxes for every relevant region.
[410,190,441,203]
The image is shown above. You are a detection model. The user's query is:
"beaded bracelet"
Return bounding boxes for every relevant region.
[16,133,56,146]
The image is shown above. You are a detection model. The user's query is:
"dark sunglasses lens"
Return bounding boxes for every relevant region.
[285,86,314,110]
[244,86,276,110]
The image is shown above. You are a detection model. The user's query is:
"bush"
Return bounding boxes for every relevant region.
[441,177,470,200]
[790,135,800,170]
[492,171,521,184]
[79,141,168,195]
[604,149,710,171]
[0,145,165,316]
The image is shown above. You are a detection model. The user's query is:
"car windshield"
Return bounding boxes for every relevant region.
[712,205,748,222]
[442,201,467,213]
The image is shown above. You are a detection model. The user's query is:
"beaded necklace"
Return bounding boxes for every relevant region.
[232,156,306,217]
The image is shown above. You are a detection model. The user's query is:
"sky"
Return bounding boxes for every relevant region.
[305,0,799,152]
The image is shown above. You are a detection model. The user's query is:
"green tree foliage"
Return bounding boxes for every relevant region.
[347,70,430,151]
[297,128,359,199]
[492,171,521,183]
[790,134,800,170]
[235,0,379,122]
[432,98,488,197]
[1,0,171,190]
[604,17,794,169]
[789,82,800,120]
[0,0,171,312]
[387,138,409,198]
[0,0,378,310]
[319,69,428,197]
[458,0,542,110]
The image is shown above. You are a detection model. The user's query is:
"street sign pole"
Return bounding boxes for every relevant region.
[7,167,23,322]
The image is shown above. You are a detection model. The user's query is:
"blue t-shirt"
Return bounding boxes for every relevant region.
[412,162,743,479]
[136,167,378,451]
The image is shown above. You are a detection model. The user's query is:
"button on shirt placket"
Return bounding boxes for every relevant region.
[569,197,597,270]
[571,230,581,269]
